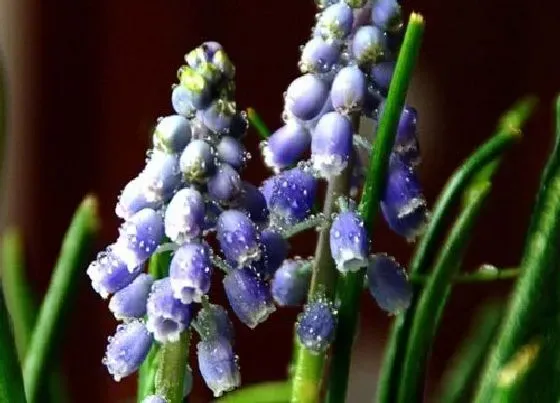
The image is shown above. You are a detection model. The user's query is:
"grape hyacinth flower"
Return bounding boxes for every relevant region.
[367,254,412,314]
[262,122,311,172]
[330,211,369,273]
[109,274,154,320]
[311,112,353,177]
[263,166,318,226]
[217,210,261,267]
[152,114,192,154]
[237,182,269,224]
[197,337,241,397]
[87,248,143,298]
[164,188,206,243]
[217,136,248,170]
[299,37,341,75]
[207,163,242,205]
[371,0,402,32]
[146,278,192,343]
[194,303,235,342]
[315,2,354,41]
[179,139,217,183]
[285,74,329,122]
[113,208,165,271]
[351,25,386,67]
[103,321,153,381]
[296,299,336,353]
[223,267,276,328]
[272,259,312,306]
[381,155,428,240]
[251,229,289,280]
[331,66,367,113]
[169,242,213,304]
[142,395,167,403]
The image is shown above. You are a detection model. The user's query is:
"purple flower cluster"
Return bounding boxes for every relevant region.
[87,43,284,396]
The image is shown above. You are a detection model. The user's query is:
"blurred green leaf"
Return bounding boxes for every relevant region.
[23,196,99,403]
[215,381,291,403]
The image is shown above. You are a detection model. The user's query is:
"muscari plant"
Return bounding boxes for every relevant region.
[2,0,560,402]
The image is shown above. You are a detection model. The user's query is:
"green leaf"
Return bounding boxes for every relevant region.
[0,288,26,403]
[376,97,536,403]
[22,196,99,403]
[214,381,291,403]
[247,107,271,139]
[325,13,425,403]
[397,164,494,403]
[474,95,560,402]
[1,229,68,403]
[438,301,503,403]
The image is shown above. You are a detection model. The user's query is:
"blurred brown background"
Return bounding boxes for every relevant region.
[0,0,557,402]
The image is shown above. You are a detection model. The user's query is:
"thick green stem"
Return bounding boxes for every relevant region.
[325,14,425,403]
[290,138,353,403]
[397,169,493,402]
[215,381,292,403]
[155,331,191,403]
[474,96,560,402]
[377,97,535,403]
[0,288,26,403]
[22,196,99,403]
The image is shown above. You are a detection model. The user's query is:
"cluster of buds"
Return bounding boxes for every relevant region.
[86,0,426,399]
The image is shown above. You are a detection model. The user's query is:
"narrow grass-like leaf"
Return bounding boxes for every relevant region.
[215,381,292,403]
[155,330,190,403]
[438,301,503,403]
[247,107,271,139]
[377,97,536,403]
[397,165,494,403]
[0,288,26,403]
[22,196,99,403]
[325,13,425,403]
[1,229,68,403]
[474,95,560,402]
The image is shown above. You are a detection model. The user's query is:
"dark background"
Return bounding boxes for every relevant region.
[0,0,558,402]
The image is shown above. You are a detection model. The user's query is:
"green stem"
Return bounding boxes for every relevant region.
[22,196,99,403]
[281,214,329,239]
[326,13,425,403]
[215,381,292,403]
[247,107,271,139]
[439,301,503,403]
[155,331,190,403]
[410,267,519,284]
[376,97,536,403]
[138,251,172,402]
[0,288,26,403]
[290,137,353,403]
[474,96,560,402]
[1,229,68,403]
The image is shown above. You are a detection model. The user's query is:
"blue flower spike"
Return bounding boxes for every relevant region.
[109,273,154,320]
[296,298,337,353]
[272,259,312,306]
[169,242,213,304]
[146,278,192,343]
[367,253,412,314]
[197,337,241,397]
[164,188,206,244]
[330,211,369,273]
[223,267,276,328]
[103,320,153,381]
[217,210,261,267]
